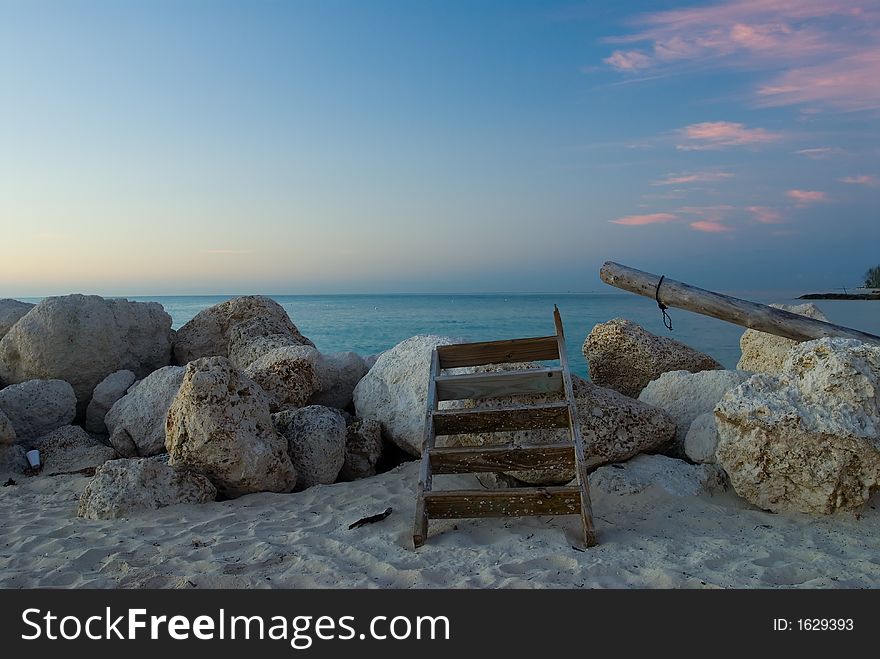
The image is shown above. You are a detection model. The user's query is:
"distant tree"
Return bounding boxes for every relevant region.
[866,266,880,288]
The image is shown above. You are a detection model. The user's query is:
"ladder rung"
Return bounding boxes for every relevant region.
[436,336,559,368]
[434,367,563,401]
[424,487,582,518]
[432,401,570,435]
[429,442,574,474]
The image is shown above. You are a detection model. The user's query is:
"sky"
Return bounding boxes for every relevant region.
[0,0,878,296]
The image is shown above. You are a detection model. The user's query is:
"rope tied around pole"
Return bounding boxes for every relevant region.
[655,275,673,331]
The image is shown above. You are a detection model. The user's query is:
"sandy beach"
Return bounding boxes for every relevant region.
[2,460,878,589]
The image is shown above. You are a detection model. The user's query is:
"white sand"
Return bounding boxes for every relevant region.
[1,462,879,588]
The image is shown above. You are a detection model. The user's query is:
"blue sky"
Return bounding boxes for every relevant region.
[1,0,878,295]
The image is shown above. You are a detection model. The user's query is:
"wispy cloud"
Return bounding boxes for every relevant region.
[756,48,880,111]
[651,171,734,185]
[690,220,733,233]
[201,249,254,255]
[786,189,828,205]
[747,206,784,224]
[840,174,880,187]
[600,1,880,111]
[603,50,652,71]
[675,121,782,150]
[794,147,843,159]
[33,231,66,240]
[679,205,737,232]
[610,212,677,226]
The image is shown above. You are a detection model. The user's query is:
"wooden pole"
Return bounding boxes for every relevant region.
[599,261,880,345]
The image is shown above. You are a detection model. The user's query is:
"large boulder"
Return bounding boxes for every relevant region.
[576,377,677,469]
[0,299,34,340]
[273,405,346,490]
[638,369,753,457]
[165,357,296,497]
[0,295,173,415]
[353,335,462,456]
[77,456,216,520]
[591,454,724,497]
[738,303,828,374]
[309,351,370,410]
[29,425,117,474]
[453,371,676,485]
[0,379,76,442]
[0,409,15,446]
[85,370,137,433]
[104,366,184,457]
[339,417,384,481]
[583,318,722,398]
[243,345,321,412]
[173,296,312,365]
[716,338,880,514]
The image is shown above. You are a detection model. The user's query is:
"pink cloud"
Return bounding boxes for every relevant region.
[786,189,828,204]
[600,1,880,111]
[747,206,784,224]
[840,174,880,187]
[690,220,733,233]
[651,171,734,185]
[677,205,738,231]
[756,48,880,111]
[676,121,782,150]
[603,50,652,71]
[610,212,677,226]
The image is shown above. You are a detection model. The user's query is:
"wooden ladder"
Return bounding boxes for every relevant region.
[413,306,598,548]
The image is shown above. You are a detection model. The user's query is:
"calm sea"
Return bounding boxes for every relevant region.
[81,294,880,379]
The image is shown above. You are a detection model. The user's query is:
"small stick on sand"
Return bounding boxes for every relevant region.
[349,507,393,530]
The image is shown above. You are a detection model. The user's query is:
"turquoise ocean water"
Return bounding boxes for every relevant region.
[99,294,880,379]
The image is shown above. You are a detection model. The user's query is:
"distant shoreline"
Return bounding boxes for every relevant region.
[799,293,880,300]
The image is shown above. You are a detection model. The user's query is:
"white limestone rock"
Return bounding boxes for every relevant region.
[273,405,346,490]
[77,456,216,520]
[583,318,722,398]
[30,425,118,474]
[591,454,724,497]
[638,369,753,457]
[104,366,185,457]
[0,299,34,340]
[684,412,720,464]
[243,345,321,412]
[165,357,296,497]
[716,338,880,514]
[737,303,828,374]
[0,379,76,443]
[85,370,137,434]
[173,295,312,365]
[0,295,173,415]
[353,335,463,456]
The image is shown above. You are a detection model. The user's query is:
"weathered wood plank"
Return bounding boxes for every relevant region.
[436,336,559,368]
[424,487,581,518]
[435,367,563,401]
[554,305,598,548]
[432,402,571,435]
[600,261,880,345]
[429,442,575,474]
[413,348,440,548]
